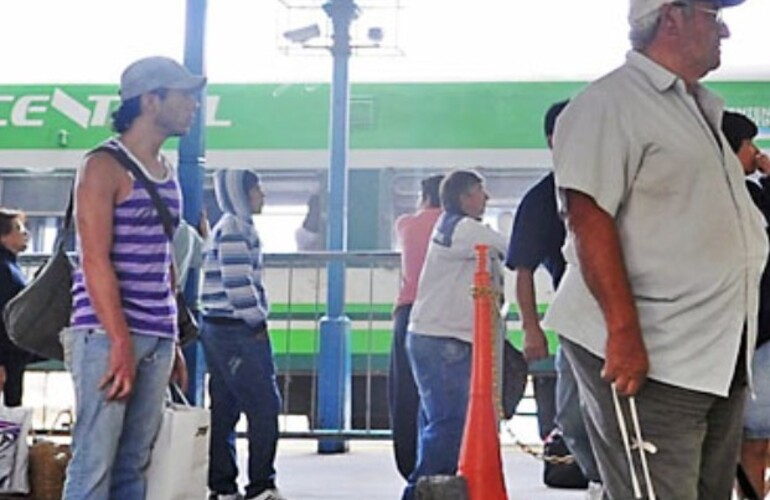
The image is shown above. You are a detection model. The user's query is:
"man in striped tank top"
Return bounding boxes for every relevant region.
[199,170,285,500]
[61,56,205,500]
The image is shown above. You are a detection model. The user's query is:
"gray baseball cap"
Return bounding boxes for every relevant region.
[119,56,206,101]
[629,0,745,24]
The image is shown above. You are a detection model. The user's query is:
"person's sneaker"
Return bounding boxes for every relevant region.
[584,481,604,500]
[249,489,287,500]
[208,493,244,500]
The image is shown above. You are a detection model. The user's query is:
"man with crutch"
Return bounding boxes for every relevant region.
[544,1,766,498]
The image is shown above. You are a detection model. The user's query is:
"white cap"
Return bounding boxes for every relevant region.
[120,56,206,101]
[629,0,745,24]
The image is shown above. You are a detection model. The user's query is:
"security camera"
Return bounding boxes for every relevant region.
[283,24,321,44]
[367,27,384,43]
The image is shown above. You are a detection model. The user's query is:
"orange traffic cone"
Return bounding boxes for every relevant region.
[457,245,508,500]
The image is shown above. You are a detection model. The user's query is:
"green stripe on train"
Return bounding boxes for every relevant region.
[269,302,558,348]
[269,328,560,355]
[270,302,549,322]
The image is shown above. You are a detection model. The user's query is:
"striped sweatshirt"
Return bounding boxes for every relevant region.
[201,169,268,327]
[71,138,180,339]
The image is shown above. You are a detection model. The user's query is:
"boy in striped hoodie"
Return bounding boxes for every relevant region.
[200,169,284,500]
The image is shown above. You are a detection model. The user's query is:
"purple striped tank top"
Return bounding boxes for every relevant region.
[71,139,180,339]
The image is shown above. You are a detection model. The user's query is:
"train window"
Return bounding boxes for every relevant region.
[1,175,72,215]
[482,208,515,242]
[253,204,307,253]
[23,216,59,254]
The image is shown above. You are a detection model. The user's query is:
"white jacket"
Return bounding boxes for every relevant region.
[408,213,507,343]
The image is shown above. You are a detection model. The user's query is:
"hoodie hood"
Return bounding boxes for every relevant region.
[213,169,260,218]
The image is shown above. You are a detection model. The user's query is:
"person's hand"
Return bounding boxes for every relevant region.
[100,337,135,400]
[0,366,6,394]
[522,324,549,363]
[756,152,770,175]
[601,326,649,396]
[197,210,210,239]
[171,345,188,393]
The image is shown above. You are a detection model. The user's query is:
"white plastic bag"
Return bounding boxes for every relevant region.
[0,405,32,494]
[145,389,210,500]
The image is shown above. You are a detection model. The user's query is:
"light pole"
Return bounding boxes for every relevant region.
[178,0,207,406]
[316,0,358,454]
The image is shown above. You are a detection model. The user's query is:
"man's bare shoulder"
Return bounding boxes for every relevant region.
[80,150,123,176]
[77,150,131,192]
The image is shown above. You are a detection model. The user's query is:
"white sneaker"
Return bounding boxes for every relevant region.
[251,489,287,500]
[584,481,603,500]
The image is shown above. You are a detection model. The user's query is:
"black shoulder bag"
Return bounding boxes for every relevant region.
[2,195,74,360]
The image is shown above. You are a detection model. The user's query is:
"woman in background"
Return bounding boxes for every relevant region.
[722,111,770,497]
[0,208,35,407]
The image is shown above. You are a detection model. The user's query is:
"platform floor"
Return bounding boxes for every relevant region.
[242,439,587,500]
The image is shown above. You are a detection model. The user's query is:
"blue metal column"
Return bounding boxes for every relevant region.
[178,0,207,406]
[317,0,357,454]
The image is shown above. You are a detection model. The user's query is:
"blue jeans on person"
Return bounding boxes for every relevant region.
[61,328,175,500]
[388,304,420,481]
[200,318,282,499]
[401,333,471,500]
[743,341,770,439]
[532,366,557,440]
[555,343,601,482]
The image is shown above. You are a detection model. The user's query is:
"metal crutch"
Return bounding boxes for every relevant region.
[611,384,657,500]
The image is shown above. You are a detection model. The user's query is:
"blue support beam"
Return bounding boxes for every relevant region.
[178,0,207,406]
[316,0,358,454]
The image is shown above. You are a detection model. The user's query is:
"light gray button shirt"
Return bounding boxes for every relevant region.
[544,51,768,397]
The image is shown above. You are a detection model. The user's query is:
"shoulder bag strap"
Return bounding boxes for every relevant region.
[54,189,75,253]
[91,145,177,241]
[91,145,184,291]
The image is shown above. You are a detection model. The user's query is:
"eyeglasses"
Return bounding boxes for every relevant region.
[694,5,723,23]
[671,2,724,24]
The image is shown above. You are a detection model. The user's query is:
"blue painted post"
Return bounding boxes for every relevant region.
[317,0,357,454]
[178,0,207,406]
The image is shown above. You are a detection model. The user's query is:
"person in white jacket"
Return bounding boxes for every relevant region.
[400,169,507,500]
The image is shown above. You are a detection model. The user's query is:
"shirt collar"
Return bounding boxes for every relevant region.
[626,50,725,131]
[626,50,679,92]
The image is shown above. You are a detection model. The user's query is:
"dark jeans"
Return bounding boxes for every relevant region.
[401,334,472,500]
[388,304,420,481]
[555,344,600,481]
[532,373,557,440]
[200,318,282,499]
[2,360,27,407]
[562,337,746,500]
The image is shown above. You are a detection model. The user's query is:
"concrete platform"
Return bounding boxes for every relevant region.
[243,439,587,500]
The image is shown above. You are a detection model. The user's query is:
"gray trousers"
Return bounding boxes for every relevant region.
[561,338,746,500]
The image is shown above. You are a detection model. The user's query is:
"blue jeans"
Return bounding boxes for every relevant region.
[555,344,600,482]
[402,333,471,500]
[200,319,281,498]
[743,341,770,438]
[388,304,420,481]
[61,328,174,500]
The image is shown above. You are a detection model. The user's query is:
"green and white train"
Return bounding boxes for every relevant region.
[6,81,770,427]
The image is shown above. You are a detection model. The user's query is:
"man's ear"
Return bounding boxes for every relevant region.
[140,92,161,114]
[457,191,471,214]
[659,4,684,38]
